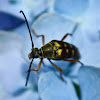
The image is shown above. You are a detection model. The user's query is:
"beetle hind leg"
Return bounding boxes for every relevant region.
[48,59,64,81]
[61,33,72,41]
[64,59,84,66]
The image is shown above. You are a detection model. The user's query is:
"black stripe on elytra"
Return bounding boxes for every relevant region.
[66,43,72,58]
[56,41,67,58]
[72,46,78,57]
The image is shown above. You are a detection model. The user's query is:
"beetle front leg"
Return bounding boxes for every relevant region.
[27,59,43,72]
[31,29,45,45]
[61,33,72,41]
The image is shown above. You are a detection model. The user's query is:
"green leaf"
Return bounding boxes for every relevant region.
[72,81,81,100]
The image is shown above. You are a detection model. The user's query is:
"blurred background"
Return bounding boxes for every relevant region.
[0,0,100,100]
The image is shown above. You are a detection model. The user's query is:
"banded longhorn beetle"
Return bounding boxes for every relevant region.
[20,10,83,86]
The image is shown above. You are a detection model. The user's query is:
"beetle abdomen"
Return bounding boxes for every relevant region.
[50,40,80,60]
[40,40,80,60]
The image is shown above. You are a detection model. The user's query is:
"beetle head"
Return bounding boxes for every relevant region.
[28,48,39,59]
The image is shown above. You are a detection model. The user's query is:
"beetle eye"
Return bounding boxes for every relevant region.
[28,52,34,59]
[28,53,31,59]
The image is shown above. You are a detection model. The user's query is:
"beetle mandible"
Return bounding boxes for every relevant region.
[20,10,83,86]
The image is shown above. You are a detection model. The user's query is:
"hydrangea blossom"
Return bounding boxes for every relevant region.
[0,0,100,100]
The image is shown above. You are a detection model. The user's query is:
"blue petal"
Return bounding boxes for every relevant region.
[0,31,37,95]
[10,90,40,100]
[0,12,24,30]
[78,66,100,100]
[0,0,48,21]
[38,72,78,100]
[0,31,26,93]
[54,0,89,18]
[79,0,100,42]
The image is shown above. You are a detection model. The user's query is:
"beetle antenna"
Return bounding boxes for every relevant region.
[25,58,33,86]
[20,10,34,86]
[20,10,34,48]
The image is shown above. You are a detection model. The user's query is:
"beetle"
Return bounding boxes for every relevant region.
[20,10,83,86]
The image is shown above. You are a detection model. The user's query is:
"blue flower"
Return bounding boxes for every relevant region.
[78,66,100,100]
[0,0,100,100]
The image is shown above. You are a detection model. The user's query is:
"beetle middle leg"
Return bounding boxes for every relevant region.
[64,59,84,65]
[48,59,64,81]
[27,59,43,72]
[61,33,72,41]
[31,29,45,45]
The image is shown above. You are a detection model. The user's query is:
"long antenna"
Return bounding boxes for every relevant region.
[25,58,33,86]
[20,10,34,86]
[20,10,34,48]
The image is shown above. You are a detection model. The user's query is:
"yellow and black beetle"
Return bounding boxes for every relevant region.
[20,10,83,86]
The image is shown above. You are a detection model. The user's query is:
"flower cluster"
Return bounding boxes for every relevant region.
[0,0,100,100]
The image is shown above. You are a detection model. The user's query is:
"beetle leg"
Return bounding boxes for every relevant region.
[27,59,43,72]
[64,59,84,65]
[61,33,72,41]
[48,59,64,81]
[31,29,45,45]
[42,59,46,67]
